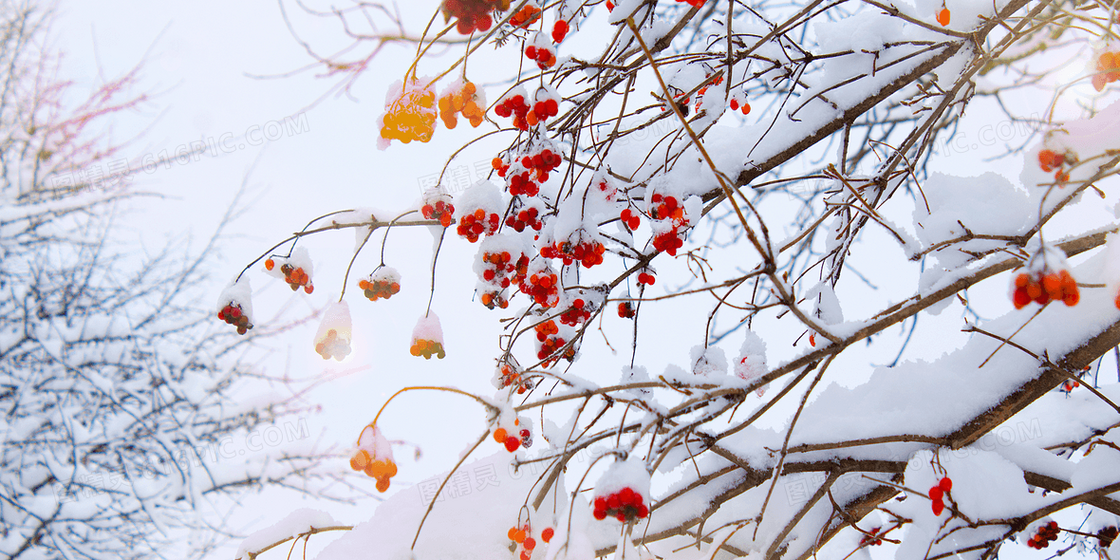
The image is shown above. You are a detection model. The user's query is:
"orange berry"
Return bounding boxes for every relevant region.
[541,528,554,542]
[523,537,536,550]
[350,450,370,471]
[936,8,950,26]
[376,478,390,492]
[265,258,275,271]
[494,427,508,443]
[508,527,519,541]
[1042,274,1061,296]
[514,529,526,543]
[1014,273,1029,288]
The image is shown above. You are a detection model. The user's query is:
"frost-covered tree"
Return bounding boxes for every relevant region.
[235,0,1120,559]
[0,2,336,558]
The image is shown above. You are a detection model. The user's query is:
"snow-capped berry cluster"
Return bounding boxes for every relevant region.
[495,89,533,131]
[1038,148,1072,183]
[350,424,397,492]
[458,208,502,242]
[929,476,952,516]
[439,80,486,129]
[1012,269,1079,309]
[534,318,573,366]
[442,0,509,35]
[505,205,544,233]
[593,487,649,522]
[1026,521,1060,549]
[519,261,560,307]
[525,33,556,70]
[492,416,532,452]
[492,361,534,393]
[265,248,315,293]
[541,238,606,268]
[508,523,538,560]
[358,267,401,301]
[218,302,252,334]
[649,193,689,255]
[508,4,540,27]
[217,279,254,335]
[314,302,352,361]
[559,298,591,327]
[410,313,446,359]
[456,182,505,242]
[1094,51,1120,91]
[475,238,530,310]
[422,192,456,228]
[378,79,437,147]
[618,301,635,318]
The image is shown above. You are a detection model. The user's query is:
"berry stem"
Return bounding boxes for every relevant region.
[368,386,498,446]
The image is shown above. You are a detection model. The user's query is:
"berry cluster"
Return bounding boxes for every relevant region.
[649,194,688,255]
[525,42,556,70]
[315,328,351,360]
[534,319,570,365]
[1026,521,1060,549]
[217,302,252,335]
[410,338,446,359]
[593,487,649,521]
[552,20,569,43]
[519,263,560,307]
[439,80,486,129]
[1012,269,1079,309]
[266,258,315,293]
[1038,149,1071,183]
[358,267,401,301]
[728,98,752,115]
[379,82,437,145]
[493,361,534,393]
[505,205,544,232]
[1094,51,1120,91]
[559,298,591,327]
[442,0,510,35]
[618,301,635,318]
[458,208,502,242]
[860,527,884,547]
[541,238,606,268]
[521,147,563,182]
[495,91,533,131]
[481,250,528,288]
[676,0,706,6]
[492,423,532,452]
[638,271,656,286]
[422,193,456,228]
[508,523,537,560]
[929,476,952,516]
[350,425,397,492]
[620,208,641,231]
[508,4,541,27]
[351,448,398,492]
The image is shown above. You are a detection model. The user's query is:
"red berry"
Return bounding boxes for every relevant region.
[939,477,952,492]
